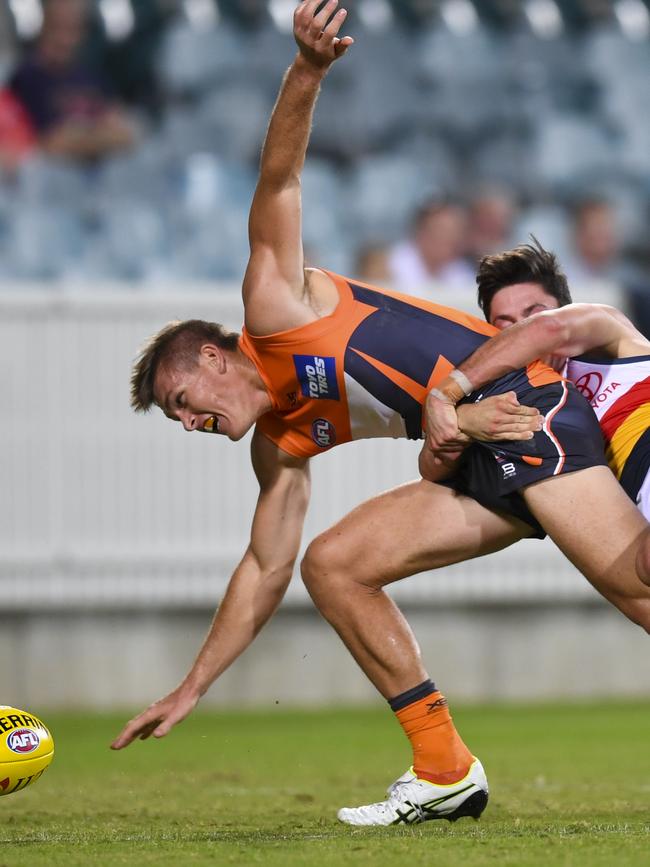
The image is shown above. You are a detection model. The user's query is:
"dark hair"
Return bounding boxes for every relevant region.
[130,319,240,412]
[477,237,572,320]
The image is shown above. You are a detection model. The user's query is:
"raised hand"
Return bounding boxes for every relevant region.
[293,0,354,69]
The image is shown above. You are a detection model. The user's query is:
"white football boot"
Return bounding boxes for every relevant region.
[338,758,488,826]
[386,767,417,796]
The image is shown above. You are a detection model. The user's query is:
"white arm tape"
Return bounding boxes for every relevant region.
[450,368,473,397]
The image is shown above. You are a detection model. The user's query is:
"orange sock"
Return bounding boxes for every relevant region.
[391,681,473,785]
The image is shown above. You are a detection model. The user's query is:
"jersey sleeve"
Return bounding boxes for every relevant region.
[254,413,321,459]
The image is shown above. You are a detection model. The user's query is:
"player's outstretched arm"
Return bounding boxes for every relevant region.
[424,304,648,458]
[242,1,353,335]
[445,304,646,402]
[110,433,310,749]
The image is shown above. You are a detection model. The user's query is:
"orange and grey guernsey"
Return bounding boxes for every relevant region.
[240,271,561,459]
[566,354,650,506]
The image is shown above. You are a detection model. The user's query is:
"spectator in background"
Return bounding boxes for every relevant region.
[0,88,36,172]
[565,197,650,337]
[564,198,621,286]
[354,242,392,285]
[465,187,517,264]
[9,0,136,163]
[388,198,475,296]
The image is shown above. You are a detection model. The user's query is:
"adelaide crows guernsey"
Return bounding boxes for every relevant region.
[566,354,650,506]
[239,271,560,459]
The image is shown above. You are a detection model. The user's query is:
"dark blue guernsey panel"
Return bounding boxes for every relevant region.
[344,283,491,438]
[343,346,424,439]
[347,283,490,380]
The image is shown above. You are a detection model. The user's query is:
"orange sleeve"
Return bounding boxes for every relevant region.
[255,413,320,459]
[526,360,563,388]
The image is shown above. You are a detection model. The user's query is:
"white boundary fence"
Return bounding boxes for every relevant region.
[0,287,611,612]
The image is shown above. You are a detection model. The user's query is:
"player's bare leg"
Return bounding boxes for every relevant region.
[302,479,529,824]
[522,466,650,630]
[301,479,530,699]
[634,526,650,587]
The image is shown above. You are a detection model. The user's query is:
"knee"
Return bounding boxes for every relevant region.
[301,531,376,613]
[300,533,342,605]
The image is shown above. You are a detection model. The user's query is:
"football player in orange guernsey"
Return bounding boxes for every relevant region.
[111,1,650,827]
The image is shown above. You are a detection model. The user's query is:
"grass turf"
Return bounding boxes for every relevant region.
[1,702,649,866]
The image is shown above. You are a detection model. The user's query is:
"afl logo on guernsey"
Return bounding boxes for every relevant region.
[293,355,340,401]
[312,418,336,448]
[7,729,40,753]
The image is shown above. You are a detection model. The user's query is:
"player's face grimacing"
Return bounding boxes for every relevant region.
[153,345,255,441]
[488,282,560,330]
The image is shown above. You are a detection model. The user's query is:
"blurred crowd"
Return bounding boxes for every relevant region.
[0,0,648,329]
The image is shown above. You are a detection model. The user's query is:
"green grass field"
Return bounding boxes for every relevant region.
[1,702,649,866]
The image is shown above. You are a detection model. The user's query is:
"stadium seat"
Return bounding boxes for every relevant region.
[91,200,169,282]
[532,114,621,191]
[346,152,455,245]
[513,205,571,261]
[7,204,85,281]
[195,85,273,163]
[157,17,222,98]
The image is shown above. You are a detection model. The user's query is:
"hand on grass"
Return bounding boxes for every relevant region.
[110,684,200,749]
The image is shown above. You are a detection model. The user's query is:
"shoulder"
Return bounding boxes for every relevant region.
[242,266,337,336]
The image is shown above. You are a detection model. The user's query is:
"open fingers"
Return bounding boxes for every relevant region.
[138,720,162,741]
[501,392,536,414]
[500,394,543,422]
[312,0,340,32]
[111,710,162,749]
[322,7,350,43]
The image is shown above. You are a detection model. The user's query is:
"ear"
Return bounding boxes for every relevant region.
[199,343,227,373]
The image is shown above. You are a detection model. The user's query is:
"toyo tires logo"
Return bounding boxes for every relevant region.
[7,729,40,753]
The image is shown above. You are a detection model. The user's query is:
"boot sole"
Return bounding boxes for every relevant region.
[446,789,489,822]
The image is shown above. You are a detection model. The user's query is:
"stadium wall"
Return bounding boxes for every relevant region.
[1,286,647,707]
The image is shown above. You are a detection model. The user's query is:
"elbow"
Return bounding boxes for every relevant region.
[261,562,294,601]
[533,313,571,355]
[258,169,300,193]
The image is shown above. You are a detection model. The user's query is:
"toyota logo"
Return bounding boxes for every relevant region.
[574,371,602,402]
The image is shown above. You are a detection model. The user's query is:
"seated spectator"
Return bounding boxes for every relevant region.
[354,243,392,286]
[387,198,475,296]
[565,197,650,336]
[465,186,517,264]
[9,0,136,163]
[0,88,36,172]
[563,198,621,286]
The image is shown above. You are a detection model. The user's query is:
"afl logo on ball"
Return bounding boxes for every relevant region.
[312,418,336,448]
[7,729,40,753]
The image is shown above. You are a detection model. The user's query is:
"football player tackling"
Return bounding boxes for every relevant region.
[111,2,650,828]
[424,240,650,584]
